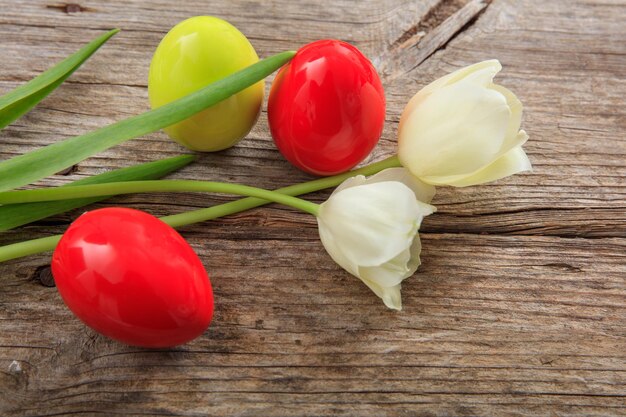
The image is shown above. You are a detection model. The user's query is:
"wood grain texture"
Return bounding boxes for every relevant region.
[0,0,625,416]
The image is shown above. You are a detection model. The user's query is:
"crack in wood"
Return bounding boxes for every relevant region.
[375,0,493,80]
[46,3,93,14]
[542,263,583,273]
[391,0,474,49]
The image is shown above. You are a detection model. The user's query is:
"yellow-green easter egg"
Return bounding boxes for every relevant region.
[148,16,263,151]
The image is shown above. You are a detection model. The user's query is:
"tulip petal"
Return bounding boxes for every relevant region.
[364,168,436,204]
[318,182,433,267]
[490,84,523,153]
[318,218,360,277]
[333,168,436,203]
[319,217,405,311]
[399,61,502,135]
[420,60,502,97]
[399,79,511,178]
[330,175,367,196]
[359,232,422,283]
[318,183,415,266]
[422,145,532,187]
[406,232,423,274]
[360,247,411,287]
[359,279,403,311]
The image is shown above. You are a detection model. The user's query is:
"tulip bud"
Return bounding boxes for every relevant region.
[317,169,435,310]
[398,60,531,187]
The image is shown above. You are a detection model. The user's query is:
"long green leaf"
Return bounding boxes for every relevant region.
[0,154,194,231]
[0,51,295,193]
[0,29,119,130]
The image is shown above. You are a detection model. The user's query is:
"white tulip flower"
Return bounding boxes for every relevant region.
[398,60,531,187]
[317,168,435,310]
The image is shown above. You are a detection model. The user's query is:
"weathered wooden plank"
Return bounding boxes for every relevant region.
[0,0,623,238]
[1,233,624,415]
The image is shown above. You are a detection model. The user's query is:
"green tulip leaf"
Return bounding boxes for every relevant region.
[0,29,119,130]
[0,51,295,193]
[0,154,194,231]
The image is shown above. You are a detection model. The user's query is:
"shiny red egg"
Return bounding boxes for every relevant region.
[51,207,214,348]
[268,39,386,176]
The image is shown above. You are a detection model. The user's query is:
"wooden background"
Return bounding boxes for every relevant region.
[0,0,624,415]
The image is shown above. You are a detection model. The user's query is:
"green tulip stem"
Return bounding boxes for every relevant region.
[0,180,321,216]
[0,154,402,262]
[0,235,63,264]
